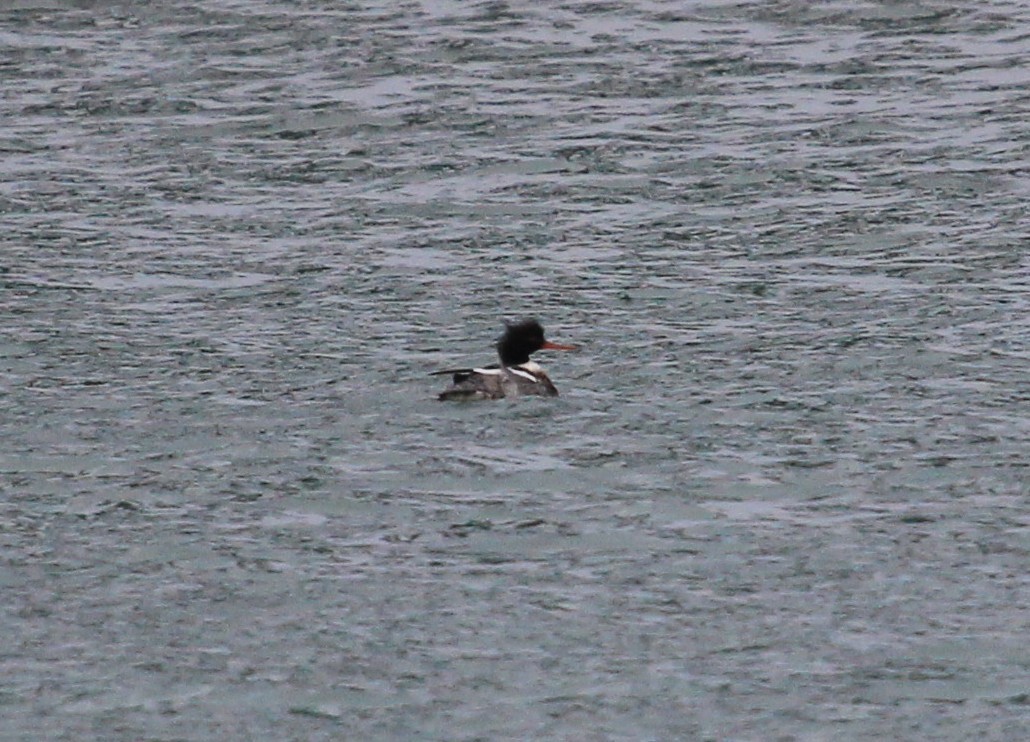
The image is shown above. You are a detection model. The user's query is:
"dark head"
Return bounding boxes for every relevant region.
[496,318,576,366]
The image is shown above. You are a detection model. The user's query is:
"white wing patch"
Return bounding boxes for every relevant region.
[508,366,539,382]
[469,363,543,382]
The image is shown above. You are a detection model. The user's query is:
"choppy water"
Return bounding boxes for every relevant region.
[2,1,1028,739]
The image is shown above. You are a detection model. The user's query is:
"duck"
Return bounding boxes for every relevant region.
[433,319,576,400]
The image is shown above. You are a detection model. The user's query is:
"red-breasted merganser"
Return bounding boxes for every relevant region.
[434,319,577,400]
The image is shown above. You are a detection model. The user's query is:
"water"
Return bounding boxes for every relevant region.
[2,1,1028,739]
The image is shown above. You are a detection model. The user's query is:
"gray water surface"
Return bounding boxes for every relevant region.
[2,1,1028,739]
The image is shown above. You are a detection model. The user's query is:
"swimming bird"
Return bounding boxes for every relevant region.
[433,319,576,400]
